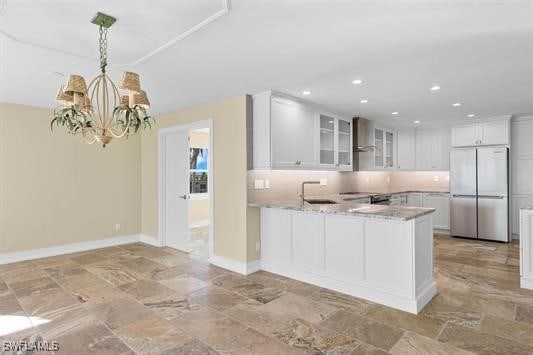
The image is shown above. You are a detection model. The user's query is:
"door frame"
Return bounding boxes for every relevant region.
[158,119,214,258]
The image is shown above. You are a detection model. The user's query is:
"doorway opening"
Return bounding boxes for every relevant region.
[159,120,213,263]
[188,127,210,262]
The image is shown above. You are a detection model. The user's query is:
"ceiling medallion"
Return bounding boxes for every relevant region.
[51,12,155,147]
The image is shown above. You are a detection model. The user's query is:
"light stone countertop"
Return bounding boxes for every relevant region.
[248,193,436,221]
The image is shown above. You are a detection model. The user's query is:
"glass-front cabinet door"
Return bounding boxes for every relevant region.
[374,128,384,168]
[319,115,352,170]
[374,127,394,169]
[385,131,394,168]
[319,115,335,167]
[337,119,352,167]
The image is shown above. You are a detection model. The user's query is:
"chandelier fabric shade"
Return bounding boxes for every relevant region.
[64,75,87,96]
[133,90,150,109]
[50,12,155,148]
[55,85,73,106]
[119,71,141,93]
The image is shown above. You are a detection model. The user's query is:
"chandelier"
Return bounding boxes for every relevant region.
[51,12,155,147]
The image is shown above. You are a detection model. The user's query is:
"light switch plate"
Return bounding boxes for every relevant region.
[320,178,327,186]
[254,180,264,189]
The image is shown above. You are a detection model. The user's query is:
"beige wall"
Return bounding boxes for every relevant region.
[0,103,141,253]
[142,96,257,263]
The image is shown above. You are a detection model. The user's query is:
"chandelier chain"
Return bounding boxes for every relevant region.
[99,25,108,73]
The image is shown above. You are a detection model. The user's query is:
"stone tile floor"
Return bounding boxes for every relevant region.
[189,226,210,263]
[1,235,532,354]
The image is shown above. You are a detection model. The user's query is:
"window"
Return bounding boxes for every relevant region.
[190,148,208,194]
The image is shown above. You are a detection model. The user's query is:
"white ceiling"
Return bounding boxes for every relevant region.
[1,0,532,128]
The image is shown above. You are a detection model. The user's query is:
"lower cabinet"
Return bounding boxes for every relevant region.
[260,207,436,314]
[422,193,450,230]
[520,209,533,289]
[406,192,450,231]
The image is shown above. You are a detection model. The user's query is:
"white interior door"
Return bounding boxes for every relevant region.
[164,131,190,251]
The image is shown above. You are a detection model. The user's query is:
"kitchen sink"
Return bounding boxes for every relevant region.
[304,199,338,205]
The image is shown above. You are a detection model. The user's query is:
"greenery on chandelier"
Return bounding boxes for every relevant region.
[51,103,155,137]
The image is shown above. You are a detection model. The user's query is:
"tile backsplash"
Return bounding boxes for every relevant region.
[248,170,449,201]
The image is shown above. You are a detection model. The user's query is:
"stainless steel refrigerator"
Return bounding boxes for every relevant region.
[450,147,509,242]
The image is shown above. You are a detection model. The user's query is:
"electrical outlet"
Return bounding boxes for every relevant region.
[254,179,264,189]
[264,180,270,189]
[115,223,121,231]
[320,178,327,186]
[386,176,390,183]
[433,175,440,182]
[255,242,260,252]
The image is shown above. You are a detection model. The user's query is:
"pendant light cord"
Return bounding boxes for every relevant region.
[99,25,108,73]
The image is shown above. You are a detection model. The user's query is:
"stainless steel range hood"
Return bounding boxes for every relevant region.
[352,117,375,170]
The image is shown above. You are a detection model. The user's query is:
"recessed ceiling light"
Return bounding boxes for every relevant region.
[302,90,311,95]
[352,79,363,85]
[414,120,421,124]
[360,99,368,104]
[392,111,399,115]
[430,85,441,91]
[453,102,461,107]
[467,114,475,118]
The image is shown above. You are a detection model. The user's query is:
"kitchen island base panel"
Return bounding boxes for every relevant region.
[261,260,437,314]
[259,207,436,314]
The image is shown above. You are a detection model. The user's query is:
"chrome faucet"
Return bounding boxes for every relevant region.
[301,181,321,207]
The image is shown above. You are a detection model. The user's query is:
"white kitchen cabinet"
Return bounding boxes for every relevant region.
[260,207,436,313]
[451,118,510,147]
[373,127,395,170]
[319,114,352,169]
[271,97,318,168]
[407,193,423,207]
[520,209,533,289]
[253,91,352,171]
[511,117,533,239]
[396,129,416,170]
[422,193,450,230]
[408,192,450,231]
[415,128,450,171]
[451,124,478,147]
[511,197,533,236]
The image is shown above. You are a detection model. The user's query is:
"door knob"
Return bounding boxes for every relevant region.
[179,195,189,200]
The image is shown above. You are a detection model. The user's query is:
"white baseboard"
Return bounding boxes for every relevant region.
[210,255,260,275]
[261,260,433,314]
[521,277,533,290]
[139,234,163,247]
[0,234,141,265]
[434,229,450,236]
[190,220,210,229]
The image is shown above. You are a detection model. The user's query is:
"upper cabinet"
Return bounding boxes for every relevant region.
[252,91,352,171]
[415,128,450,171]
[451,118,510,147]
[373,127,395,169]
[396,129,416,170]
[271,97,318,168]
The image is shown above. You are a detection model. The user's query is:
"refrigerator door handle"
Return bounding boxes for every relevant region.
[478,195,505,199]
[452,194,476,198]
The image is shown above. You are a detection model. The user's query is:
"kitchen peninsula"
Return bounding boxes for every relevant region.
[249,194,437,314]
